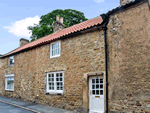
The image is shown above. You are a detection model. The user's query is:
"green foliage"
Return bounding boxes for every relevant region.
[28,9,88,42]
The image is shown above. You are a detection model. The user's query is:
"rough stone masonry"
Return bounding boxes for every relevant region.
[0,0,150,113]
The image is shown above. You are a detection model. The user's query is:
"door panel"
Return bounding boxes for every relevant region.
[89,76,104,113]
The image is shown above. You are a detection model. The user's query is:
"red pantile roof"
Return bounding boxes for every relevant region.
[6,16,103,56]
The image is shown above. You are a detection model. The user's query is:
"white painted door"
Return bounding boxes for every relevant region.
[89,76,104,113]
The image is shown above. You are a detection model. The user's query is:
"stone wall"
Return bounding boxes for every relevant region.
[107,2,150,112]
[0,58,3,95]
[0,30,105,112]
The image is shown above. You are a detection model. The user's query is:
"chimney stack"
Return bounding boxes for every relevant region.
[53,15,65,33]
[20,38,29,47]
[60,17,63,24]
[120,0,135,6]
[56,15,60,21]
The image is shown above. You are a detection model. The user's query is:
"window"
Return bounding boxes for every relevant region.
[5,74,15,91]
[46,71,64,94]
[9,56,14,66]
[50,41,61,58]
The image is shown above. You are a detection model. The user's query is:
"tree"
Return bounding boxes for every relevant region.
[28,9,88,41]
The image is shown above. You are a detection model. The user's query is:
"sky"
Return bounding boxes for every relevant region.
[0,0,119,55]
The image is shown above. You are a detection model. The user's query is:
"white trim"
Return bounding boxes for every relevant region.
[46,71,64,94]
[5,74,15,77]
[50,40,61,58]
[5,74,15,91]
[5,89,14,92]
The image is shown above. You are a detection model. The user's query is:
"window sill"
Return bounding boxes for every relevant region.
[50,55,60,59]
[45,92,63,95]
[5,89,14,92]
[9,64,14,67]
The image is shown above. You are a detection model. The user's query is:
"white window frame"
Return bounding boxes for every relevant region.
[46,71,64,94]
[9,55,14,66]
[5,74,15,91]
[50,40,61,58]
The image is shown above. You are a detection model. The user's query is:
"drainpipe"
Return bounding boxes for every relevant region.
[101,13,109,113]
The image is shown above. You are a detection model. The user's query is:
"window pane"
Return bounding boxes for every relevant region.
[92,85,95,89]
[57,87,59,90]
[100,90,103,95]
[96,79,99,83]
[60,82,63,87]
[58,42,60,48]
[52,78,54,81]
[9,56,14,65]
[56,78,59,81]
[52,44,55,50]
[57,82,60,90]
[96,90,99,95]
[60,78,62,81]
[58,48,60,55]
[52,51,54,56]
[57,42,59,48]
[92,90,95,95]
[54,50,56,56]
[96,85,99,89]
[57,82,59,86]
[7,80,14,90]
[100,79,103,83]
[56,49,58,55]
[56,73,59,77]
[100,85,103,89]
[92,79,95,83]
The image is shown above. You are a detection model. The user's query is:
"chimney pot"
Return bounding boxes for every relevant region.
[56,15,60,21]
[60,17,63,24]
[20,38,29,47]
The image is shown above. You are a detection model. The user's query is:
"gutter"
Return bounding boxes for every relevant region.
[100,0,148,112]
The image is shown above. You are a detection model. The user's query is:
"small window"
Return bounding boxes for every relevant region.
[5,74,15,91]
[50,41,61,58]
[46,71,64,94]
[9,56,14,66]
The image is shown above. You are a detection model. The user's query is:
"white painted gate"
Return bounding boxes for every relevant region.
[89,76,104,113]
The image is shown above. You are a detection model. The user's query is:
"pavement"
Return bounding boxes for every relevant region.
[0,96,74,113]
[0,102,33,113]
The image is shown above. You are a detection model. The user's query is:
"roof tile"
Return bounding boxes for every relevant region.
[7,16,103,56]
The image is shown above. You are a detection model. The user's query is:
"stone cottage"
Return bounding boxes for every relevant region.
[0,0,150,112]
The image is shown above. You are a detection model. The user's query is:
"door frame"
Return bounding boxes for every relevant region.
[82,71,106,113]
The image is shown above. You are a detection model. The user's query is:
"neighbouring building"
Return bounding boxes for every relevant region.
[0,0,150,112]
